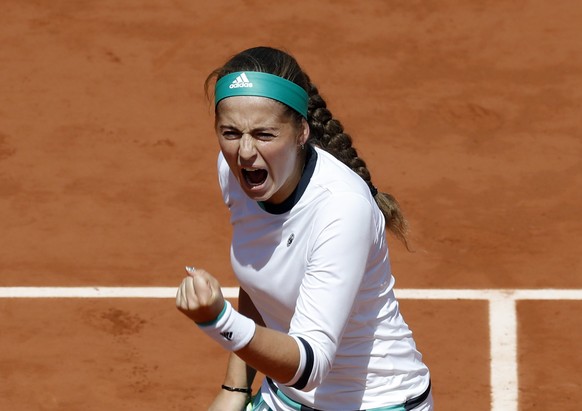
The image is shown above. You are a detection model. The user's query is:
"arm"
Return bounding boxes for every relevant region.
[236,322,300,383]
[177,192,374,391]
[222,288,264,388]
[207,288,264,411]
[207,353,254,411]
[177,271,301,384]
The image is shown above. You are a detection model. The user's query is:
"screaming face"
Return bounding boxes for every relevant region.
[215,96,309,204]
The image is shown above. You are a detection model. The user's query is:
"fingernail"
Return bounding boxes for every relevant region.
[185,266,196,274]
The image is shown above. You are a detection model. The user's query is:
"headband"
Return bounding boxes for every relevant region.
[214,71,309,119]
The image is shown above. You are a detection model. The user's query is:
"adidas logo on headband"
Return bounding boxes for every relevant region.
[215,71,308,118]
[229,72,253,89]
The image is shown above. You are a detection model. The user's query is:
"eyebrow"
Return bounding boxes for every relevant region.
[218,125,279,133]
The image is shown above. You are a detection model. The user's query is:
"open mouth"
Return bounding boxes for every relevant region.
[242,168,268,187]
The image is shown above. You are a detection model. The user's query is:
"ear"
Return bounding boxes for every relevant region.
[298,118,310,146]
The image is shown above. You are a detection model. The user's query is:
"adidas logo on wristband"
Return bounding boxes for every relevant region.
[197,301,256,351]
[229,72,253,89]
[220,331,234,341]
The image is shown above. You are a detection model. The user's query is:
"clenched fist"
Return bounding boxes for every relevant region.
[176,267,225,324]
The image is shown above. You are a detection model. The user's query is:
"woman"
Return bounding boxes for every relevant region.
[176,46,433,411]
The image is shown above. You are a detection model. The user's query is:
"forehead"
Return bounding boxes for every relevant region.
[216,96,289,125]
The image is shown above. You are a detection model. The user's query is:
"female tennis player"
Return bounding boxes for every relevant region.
[176,46,433,410]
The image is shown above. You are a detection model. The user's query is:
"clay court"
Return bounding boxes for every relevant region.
[1,1,581,410]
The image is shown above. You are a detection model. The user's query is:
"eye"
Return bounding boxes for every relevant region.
[255,132,276,140]
[221,130,241,140]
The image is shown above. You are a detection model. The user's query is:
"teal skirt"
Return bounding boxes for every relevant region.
[246,391,414,411]
[246,378,431,411]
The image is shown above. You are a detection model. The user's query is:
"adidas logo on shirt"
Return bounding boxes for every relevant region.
[229,72,253,89]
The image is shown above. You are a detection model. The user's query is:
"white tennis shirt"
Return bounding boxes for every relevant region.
[218,146,430,410]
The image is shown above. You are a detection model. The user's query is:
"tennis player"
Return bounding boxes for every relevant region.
[176,46,433,411]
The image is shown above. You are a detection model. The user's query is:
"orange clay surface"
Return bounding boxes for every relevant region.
[1,1,581,410]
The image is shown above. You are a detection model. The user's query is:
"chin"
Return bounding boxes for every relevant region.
[242,186,272,202]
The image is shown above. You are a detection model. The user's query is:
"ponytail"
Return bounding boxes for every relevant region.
[206,46,410,247]
[305,80,409,247]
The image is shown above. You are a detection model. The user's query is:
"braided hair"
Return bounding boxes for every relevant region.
[205,46,409,247]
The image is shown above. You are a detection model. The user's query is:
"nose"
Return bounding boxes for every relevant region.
[239,133,256,160]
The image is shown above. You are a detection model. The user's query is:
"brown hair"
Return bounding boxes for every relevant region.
[205,46,409,246]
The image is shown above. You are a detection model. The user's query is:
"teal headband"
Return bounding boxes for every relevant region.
[214,71,309,118]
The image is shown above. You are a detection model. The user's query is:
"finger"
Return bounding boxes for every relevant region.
[184,276,199,310]
[175,284,182,307]
[184,266,196,277]
[192,272,213,305]
[178,278,194,310]
[176,280,187,309]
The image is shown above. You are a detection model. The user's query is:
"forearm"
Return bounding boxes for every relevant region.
[220,288,264,388]
[178,278,301,387]
[237,288,300,384]
[236,324,300,384]
[209,352,253,411]
[222,352,256,388]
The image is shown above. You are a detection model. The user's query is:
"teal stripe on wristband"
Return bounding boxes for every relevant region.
[196,301,228,327]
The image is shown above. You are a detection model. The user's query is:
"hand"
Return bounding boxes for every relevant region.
[176,267,225,324]
[207,389,250,411]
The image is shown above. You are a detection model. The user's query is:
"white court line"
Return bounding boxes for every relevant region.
[0,287,181,299]
[394,288,582,300]
[1,287,581,299]
[489,297,518,411]
[0,286,240,299]
[1,286,581,411]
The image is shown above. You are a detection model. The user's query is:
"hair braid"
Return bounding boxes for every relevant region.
[305,81,409,247]
[206,46,409,247]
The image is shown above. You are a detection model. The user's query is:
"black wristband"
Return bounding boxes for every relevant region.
[221,384,252,395]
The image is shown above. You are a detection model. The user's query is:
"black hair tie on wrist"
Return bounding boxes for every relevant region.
[221,384,252,395]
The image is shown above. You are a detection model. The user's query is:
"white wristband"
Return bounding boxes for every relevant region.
[196,301,256,352]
